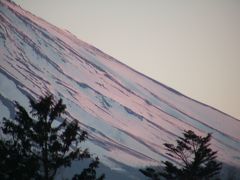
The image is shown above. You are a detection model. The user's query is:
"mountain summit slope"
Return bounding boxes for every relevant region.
[0,0,239,178]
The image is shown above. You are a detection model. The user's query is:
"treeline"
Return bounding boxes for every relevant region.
[1,93,236,180]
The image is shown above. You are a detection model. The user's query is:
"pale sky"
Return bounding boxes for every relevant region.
[12,0,240,120]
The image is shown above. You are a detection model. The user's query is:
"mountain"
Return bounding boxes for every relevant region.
[0,1,240,179]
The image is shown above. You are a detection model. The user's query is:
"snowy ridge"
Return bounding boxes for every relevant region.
[0,1,240,178]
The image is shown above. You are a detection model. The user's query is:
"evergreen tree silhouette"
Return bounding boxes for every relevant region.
[73,157,105,180]
[0,136,39,179]
[140,130,222,180]
[0,94,105,180]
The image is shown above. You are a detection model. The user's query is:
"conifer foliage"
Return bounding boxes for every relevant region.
[140,130,222,180]
[73,157,105,180]
[0,94,104,180]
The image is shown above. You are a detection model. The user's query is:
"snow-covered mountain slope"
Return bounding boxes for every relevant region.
[0,0,240,178]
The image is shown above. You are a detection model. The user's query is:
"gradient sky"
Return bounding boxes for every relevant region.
[12,0,240,119]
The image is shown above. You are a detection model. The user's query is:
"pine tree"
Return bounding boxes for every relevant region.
[73,157,105,180]
[0,94,104,180]
[140,130,222,180]
[0,136,39,179]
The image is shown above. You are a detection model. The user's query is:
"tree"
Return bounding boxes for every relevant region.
[140,130,222,180]
[0,94,104,180]
[73,157,105,180]
[0,136,39,179]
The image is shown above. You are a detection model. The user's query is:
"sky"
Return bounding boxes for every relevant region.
[12,0,240,120]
